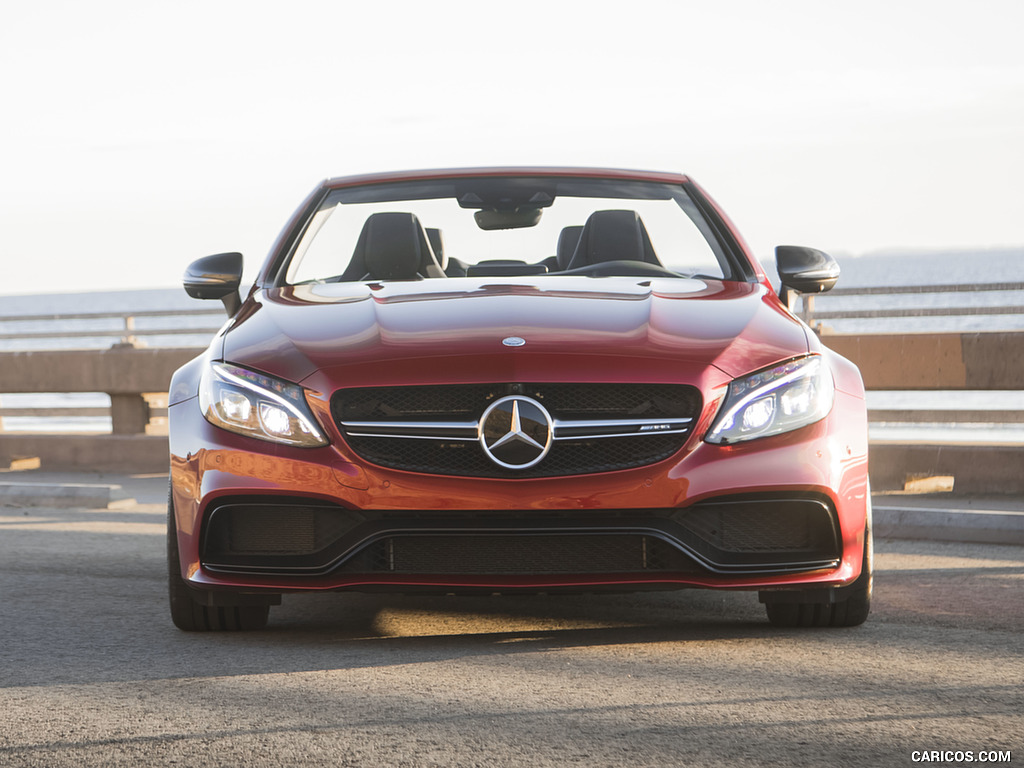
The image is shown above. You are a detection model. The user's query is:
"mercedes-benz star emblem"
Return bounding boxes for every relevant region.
[479,395,553,469]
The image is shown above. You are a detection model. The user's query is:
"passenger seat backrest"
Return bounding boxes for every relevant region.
[567,209,660,270]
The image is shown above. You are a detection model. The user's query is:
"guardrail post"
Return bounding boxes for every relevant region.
[782,287,797,313]
[801,294,815,325]
[109,393,150,435]
[120,315,139,347]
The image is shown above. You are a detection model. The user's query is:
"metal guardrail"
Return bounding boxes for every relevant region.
[869,409,1024,424]
[1,405,169,419]
[797,281,1024,327]
[0,308,224,345]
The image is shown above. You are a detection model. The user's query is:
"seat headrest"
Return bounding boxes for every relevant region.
[343,212,445,281]
[362,213,424,280]
[567,209,659,270]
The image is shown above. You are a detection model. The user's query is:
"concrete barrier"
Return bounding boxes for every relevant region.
[822,332,1024,390]
[0,433,170,473]
[822,332,1023,494]
[0,347,197,435]
[868,443,1024,495]
[0,347,195,472]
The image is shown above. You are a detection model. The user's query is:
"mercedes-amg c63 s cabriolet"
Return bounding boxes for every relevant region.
[168,167,871,631]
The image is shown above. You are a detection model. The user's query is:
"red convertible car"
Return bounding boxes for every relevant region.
[168,167,871,631]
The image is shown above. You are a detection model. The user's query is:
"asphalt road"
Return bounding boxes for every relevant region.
[1,496,1021,767]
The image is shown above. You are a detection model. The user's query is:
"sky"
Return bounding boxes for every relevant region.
[1,0,1022,296]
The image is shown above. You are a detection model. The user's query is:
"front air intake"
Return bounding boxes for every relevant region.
[201,501,365,572]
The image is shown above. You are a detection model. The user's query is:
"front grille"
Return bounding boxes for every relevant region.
[333,383,701,477]
[338,384,499,421]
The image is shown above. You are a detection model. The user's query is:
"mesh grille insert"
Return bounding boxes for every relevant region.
[338,533,696,575]
[671,498,840,563]
[201,502,365,570]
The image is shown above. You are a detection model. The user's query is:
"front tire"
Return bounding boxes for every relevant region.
[167,487,270,631]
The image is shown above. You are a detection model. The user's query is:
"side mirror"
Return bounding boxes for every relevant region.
[776,246,840,294]
[184,252,244,316]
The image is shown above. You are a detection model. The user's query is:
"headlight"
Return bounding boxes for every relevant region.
[705,355,834,444]
[199,362,328,447]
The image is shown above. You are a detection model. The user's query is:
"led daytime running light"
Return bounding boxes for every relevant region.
[706,356,833,444]
[718,364,815,429]
[214,364,312,427]
[201,362,327,447]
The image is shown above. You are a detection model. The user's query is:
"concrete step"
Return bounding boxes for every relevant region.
[874,501,1024,546]
[0,482,134,509]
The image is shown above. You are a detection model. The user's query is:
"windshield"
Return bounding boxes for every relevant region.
[282,177,737,284]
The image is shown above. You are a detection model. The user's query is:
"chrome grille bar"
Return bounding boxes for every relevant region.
[340,420,478,440]
[552,417,692,440]
[340,417,693,441]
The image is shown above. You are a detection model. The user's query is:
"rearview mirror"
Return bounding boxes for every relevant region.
[184,252,244,316]
[776,246,840,294]
[474,207,543,230]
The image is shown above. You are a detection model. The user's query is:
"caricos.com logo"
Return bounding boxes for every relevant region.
[911,751,1012,764]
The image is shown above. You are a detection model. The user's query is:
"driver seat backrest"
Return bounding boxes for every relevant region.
[341,212,445,281]
[566,209,660,270]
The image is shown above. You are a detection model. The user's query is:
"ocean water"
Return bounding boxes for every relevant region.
[2,247,1023,440]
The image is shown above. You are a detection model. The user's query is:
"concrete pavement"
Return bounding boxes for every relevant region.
[2,497,1022,767]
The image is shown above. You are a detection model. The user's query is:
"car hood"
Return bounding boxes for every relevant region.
[221,277,809,388]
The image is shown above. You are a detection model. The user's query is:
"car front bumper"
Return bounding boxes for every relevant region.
[169,389,869,595]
